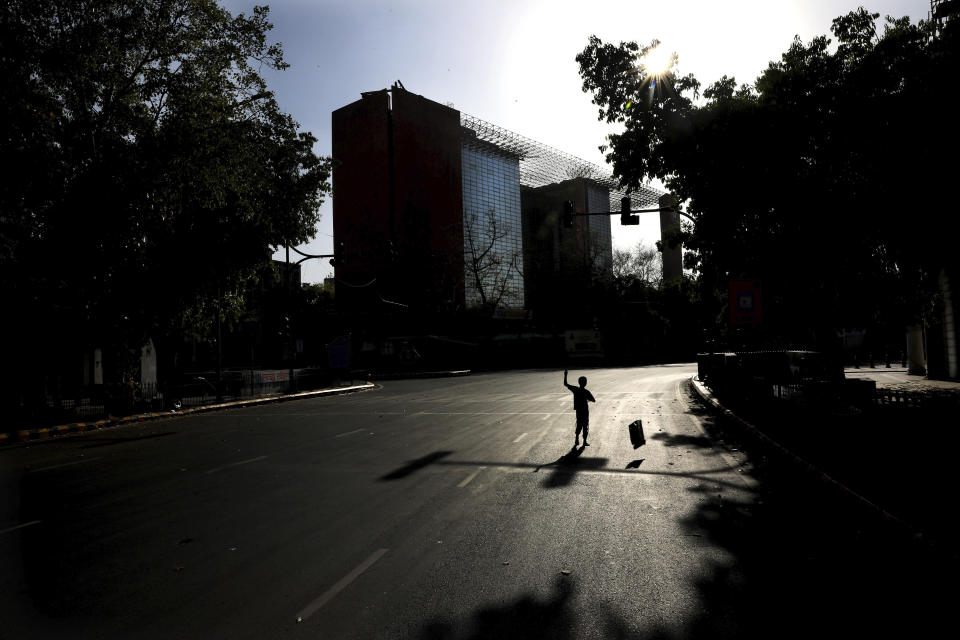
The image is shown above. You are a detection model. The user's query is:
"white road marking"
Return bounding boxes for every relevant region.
[334,429,365,438]
[457,467,487,488]
[412,411,676,417]
[420,411,567,416]
[32,457,102,472]
[0,520,42,536]
[513,432,528,443]
[296,548,389,621]
[205,455,268,475]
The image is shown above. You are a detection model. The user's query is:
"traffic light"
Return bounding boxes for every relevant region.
[620,197,639,225]
[563,201,574,228]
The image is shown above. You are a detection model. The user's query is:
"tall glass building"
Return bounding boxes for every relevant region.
[585,182,613,276]
[461,137,525,308]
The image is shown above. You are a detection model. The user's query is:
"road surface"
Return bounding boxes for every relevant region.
[0,364,948,638]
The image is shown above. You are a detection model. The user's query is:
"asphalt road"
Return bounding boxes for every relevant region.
[0,365,951,639]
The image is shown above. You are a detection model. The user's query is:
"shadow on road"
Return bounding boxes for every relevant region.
[666,382,954,638]
[532,446,608,488]
[411,382,953,638]
[649,431,715,450]
[379,451,454,481]
[419,575,575,639]
[418,575,643,640]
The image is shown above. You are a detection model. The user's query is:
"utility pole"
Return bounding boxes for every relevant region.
[284,245,338,393]
[216,284,223,401]
[658,194,682,284]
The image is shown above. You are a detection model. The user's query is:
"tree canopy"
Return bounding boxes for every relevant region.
[577,9,959,346]
[0,0,330,378]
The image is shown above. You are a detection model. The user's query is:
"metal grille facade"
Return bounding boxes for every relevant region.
[461,112,664,207]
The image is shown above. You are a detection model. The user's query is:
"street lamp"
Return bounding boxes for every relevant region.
[284,245,337,391]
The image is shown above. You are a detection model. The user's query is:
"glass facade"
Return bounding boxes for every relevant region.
[585,183,613,275]
[461,140,525,308]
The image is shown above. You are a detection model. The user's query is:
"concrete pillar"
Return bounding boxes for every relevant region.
[659,193,682,285]
[906,325,926,376]
[940,269,958,379]
[140,338,158,395]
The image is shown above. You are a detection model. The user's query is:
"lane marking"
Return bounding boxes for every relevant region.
[296,548,389,621]
[0,520,42,536]
[513,432,528,443]
[457,466,486,488]
[420,411,567,416]
[334,429,365,438]
[32,457,102,472]
[205,455,268,475]
[415,411,677,417]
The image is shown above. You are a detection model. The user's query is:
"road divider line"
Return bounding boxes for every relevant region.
[421,411,568,416]
[0,520,42,536]
[334,429,365,438]
[205,455,268,475]
[457,466,487,488]
[513,432,528,443]
[32,457,102,472]
[296,548,389,622]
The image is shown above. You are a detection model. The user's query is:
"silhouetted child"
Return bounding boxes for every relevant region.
[563,369,596,448]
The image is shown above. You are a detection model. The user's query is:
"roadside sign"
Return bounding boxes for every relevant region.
[729,280,762,325]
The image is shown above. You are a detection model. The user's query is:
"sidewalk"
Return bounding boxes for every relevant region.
[0,382,376,447]
[692,369,960,548]
[844,365,960,396]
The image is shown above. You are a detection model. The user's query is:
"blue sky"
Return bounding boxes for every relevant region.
[218,0,931,283]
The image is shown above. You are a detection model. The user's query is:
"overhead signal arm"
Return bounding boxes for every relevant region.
[562,199,694,227]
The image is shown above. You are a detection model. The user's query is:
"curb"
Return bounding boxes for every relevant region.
[366,370,471,381]
[0,383,376,446]
[689,375,923,540]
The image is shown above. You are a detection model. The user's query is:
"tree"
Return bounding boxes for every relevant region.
[577,10,959,347]
[613,241,662,290]
[0,1,330,397]
[464,208,523,309]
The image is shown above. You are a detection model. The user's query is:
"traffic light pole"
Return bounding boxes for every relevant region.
[562,200,694,227]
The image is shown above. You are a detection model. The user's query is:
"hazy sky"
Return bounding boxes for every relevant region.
[218,0,931,283]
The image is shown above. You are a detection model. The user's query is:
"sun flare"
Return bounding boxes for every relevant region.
[641,45,673,78]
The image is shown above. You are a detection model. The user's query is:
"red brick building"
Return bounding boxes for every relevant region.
[332,86,465,312]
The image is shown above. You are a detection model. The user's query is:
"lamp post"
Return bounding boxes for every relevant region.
[284,246,336,392]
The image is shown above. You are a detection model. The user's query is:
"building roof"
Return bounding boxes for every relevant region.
[460,112,664,208]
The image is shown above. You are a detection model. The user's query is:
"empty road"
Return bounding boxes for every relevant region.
[0,365,948,639]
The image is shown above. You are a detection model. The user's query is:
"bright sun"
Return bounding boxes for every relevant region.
[641,45,672,77]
